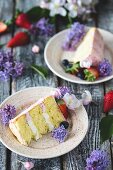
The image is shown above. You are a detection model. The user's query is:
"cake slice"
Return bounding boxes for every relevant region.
[9,96,65,146]
[62,28,104,66]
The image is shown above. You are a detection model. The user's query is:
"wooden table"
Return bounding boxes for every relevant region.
[0,0,113,169]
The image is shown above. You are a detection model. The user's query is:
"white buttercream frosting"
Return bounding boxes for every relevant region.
[26,112,40,140]
[40,102,54,131]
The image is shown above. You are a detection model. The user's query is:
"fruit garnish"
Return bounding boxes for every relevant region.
[104,90,113,113]
[60,121,69,129]
[76,68,85,80]
[65,62,80,74]
[84,67,99,81]
[15,13,31,29]
[7,32,30,47]
[57,99,69,119]
[62,59,69,67]
[0,22,8,34]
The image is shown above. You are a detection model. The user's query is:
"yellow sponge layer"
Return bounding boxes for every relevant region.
[29,104,49,135]
[15,115,34,145]
[43,96,65,128]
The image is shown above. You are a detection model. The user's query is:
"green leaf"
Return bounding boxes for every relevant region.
[100,115,113,143]
[65,62,80,74]
[0,43,6,48]
[31,65,48,79]
[26,6,50,23]
[84,69,96,81]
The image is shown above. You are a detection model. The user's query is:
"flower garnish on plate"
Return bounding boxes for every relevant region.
[55,86,72,99]
[81,90,92,105]
[86,149,109,170]
[80,59,92,69]
[0,104,16,125]
[52,125,68,143]
[98,58,112,77]
[63,93,81,110]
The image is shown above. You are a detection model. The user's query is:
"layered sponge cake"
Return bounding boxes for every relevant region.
[62,27,104,66]
[9,96,65,146]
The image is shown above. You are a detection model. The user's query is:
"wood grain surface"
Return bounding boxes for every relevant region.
[0,0,113,170]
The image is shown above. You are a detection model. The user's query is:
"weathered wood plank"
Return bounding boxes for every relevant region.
[0,0,14,170]
[10,1,60,170]
[98,0,113,168]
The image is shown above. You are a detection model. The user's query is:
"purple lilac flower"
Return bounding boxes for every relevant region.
[0,104,16,125]
[12,62,24,78]
[98,58,112,77]
[62,22,85,51]
[0,50,24,81]
[30,18,54,37]
[86,149,109,170]
[52,125,68,143]
[55,86,72,99]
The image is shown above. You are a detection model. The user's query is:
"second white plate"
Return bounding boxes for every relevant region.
[44,28,113,84]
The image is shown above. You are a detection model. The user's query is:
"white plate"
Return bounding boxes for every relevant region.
[0,87,88,159]
[44,28,113,84]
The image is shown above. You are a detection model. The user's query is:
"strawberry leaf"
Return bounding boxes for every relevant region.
[26,7,49,23]
[84,69,96,81]
[31,64,48,79]
[100,115,113,143]
[65,62,80,74]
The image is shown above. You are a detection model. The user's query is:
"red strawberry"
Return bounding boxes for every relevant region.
[85,67,99,81]
[87,67,99,79]
[0,22,7,34]
[16,13,31,29]
[104,90,113,113]
[57,99,69,119]
[7,32,30,47]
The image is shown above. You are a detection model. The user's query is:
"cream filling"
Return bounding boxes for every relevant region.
[26,112,40,140]
[40,103,54,131]
[9,121,28,146]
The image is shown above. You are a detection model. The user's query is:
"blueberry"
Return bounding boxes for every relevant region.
[76,72,85,80]
[60,121,69,129]
[62,59,69,67]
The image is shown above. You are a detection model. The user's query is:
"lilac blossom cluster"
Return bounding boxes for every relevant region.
[0,104,16,125]
[86,149,109,170]
[55,86,72,99]
[62,22,85,51]
[39,0,98,18]
[98,58,112,77]
[52,125,68,143]
[0,50,24,81]
[30,18,54,37]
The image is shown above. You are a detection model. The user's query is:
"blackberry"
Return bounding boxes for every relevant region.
[60,121,69,129]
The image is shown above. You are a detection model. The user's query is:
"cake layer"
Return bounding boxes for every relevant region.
[62,28,104,66]
[9,95,65,146]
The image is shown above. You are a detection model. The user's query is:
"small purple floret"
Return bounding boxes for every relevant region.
[98,58,112,77]
[0,104,16,125]
[52,125,68,143]
[55,86,72,99]
[62,22,85,51]
[0,50,24,81]
[30,17,54,37]
[86,149,109,170]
